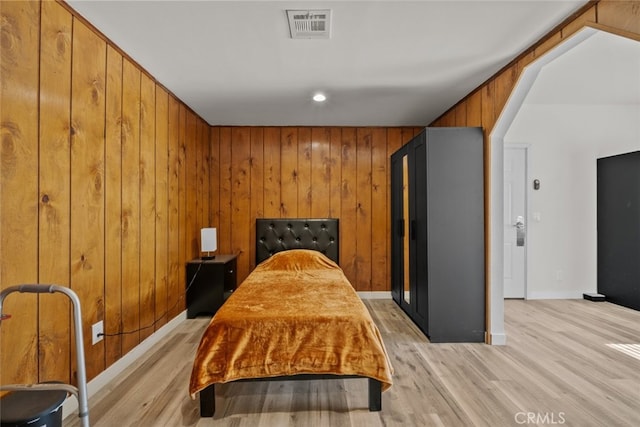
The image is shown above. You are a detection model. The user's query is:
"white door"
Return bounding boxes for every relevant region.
[504,146,527,298]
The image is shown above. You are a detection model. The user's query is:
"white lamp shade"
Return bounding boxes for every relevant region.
[201,228,217,252]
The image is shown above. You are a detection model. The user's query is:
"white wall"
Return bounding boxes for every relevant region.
[505,104,639,299]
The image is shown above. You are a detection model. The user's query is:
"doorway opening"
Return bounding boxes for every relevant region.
[488,26,640,345]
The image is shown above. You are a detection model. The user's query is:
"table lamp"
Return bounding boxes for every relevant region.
[201,228,217,260]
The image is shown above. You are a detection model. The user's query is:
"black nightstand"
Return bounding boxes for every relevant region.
[186,254,237,319]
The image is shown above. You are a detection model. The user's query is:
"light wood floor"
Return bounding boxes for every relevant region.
[64,299,640,427]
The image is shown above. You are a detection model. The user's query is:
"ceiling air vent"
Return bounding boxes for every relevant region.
[286,10,331,39]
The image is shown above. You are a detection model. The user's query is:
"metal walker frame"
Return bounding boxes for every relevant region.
[0,285,90,427]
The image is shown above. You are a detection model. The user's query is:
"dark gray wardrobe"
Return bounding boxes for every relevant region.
[597,151,640,310]
[391,127,485,342]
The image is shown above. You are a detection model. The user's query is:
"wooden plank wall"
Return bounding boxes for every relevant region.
[208,127,420,290]
[0,0,210,385]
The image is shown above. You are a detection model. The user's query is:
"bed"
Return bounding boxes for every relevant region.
[189,218,393,417]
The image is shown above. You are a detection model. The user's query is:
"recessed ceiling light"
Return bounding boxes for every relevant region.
[313,93,326,102]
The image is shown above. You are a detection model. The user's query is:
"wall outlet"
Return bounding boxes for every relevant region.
[92,320,104,345]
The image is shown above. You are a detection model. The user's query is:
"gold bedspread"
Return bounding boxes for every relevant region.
[189,250,393,397]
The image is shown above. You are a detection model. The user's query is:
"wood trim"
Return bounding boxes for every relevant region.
[585,22,640,42]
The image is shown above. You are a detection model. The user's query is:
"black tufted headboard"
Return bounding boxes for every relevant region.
[256,219,339,265]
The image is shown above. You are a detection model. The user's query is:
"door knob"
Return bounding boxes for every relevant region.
[514,215,525,246]
[514,215,525,229]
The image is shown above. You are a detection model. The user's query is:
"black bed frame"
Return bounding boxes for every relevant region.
[255,218,339,264]
[200,375,381,416]
[199,218,383,416]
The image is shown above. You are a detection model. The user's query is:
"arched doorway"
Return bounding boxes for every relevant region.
[489,26,640,344]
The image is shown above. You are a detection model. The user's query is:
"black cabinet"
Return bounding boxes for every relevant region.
[391,127,485,342]
[597,151,640,310]
[186,255,237,319]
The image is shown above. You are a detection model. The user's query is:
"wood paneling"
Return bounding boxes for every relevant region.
[209,127,221,228]
[195,121,203,229]
[38,0,72,383]
[480,80,496,134]
[250,128,264,271]
[371,128,388,292]
[139,73,156,341]
[516,51,536,77]
[121,58,141,356]
[598,0,640,35]
[329,128,342,218]
[185,111,197,258]
[210,127,416,289]
[534,31,563,59]
[199,120,210,230]
[230,127,251,281]
[70,18,106,380]
[177,106,187,314]
[155,87,169,331]
[340,128,358,285]
[0,0,40,385]
[466,91,482,127]
[263,128,281,218]
[297,128,312,218]
[167,96,182,319]
[455,103,467,126]
[356,129,373,291]
[493,66,518,120]
[562,6,597,38]
[105,45,123,367]
[280,128,298,218]
[311,128,331,218]
[218,127,232,254]
[1,0,209,386]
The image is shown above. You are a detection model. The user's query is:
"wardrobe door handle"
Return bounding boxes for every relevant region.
[410,220,417,240]
[397,219,405,237]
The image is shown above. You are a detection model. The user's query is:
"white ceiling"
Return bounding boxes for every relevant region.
[67,0,589,126]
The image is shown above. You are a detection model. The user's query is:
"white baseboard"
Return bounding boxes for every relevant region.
[357,291,392,300]
[490,333,507,346]
[526,291,584,300]
[62,311,187,420]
